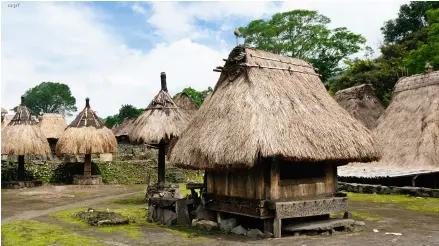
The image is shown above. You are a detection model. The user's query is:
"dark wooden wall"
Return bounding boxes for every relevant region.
[206,158,337,201]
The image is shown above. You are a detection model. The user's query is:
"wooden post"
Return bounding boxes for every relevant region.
[273,218,282,238]
[264,218,274,234]
[17,155,25,181]
[158,141,166,185]
[84,154,92,178]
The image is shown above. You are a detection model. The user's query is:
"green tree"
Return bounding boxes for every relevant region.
[103,104,144,129]
[381,1,439,44]
[404,9,439,74]
[16,82,77,117]
[238,10,366,82]
[173,87,213,108]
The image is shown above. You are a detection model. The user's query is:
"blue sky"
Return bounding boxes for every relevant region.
[1,1,408,123]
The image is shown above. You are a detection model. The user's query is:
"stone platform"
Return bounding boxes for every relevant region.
[283,218,357,233]
[73,175,103,185]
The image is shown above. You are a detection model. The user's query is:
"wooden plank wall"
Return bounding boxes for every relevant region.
[270,160,335,200]
[206,162,266,200]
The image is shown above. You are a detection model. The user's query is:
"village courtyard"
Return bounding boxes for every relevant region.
[1,184,438,246]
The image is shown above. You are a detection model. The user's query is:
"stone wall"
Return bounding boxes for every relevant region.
[338,182,439,198]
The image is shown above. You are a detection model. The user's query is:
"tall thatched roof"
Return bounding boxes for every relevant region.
[334,84,385,129]
[128,72,191,145]
[1,107,7,114]
[1,115,13,131]
[37,113,67,139]
[169,46,382,170]
[115,118,135,138]
[344,70,439,171]
[174,92,198,121]
[56,98,117,155]
[1,96,50,155]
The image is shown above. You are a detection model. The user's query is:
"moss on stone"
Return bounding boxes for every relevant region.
[1,220,104,246]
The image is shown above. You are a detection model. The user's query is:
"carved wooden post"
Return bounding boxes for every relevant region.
[84,154,92,178]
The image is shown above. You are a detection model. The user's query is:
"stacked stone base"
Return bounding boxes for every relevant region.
[73,175,103,185]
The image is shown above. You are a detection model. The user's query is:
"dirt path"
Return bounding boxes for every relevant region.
[1,190,143,224]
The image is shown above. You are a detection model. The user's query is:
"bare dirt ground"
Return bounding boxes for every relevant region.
[2,185,439,246]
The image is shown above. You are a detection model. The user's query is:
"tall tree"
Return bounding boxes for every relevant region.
[173,87,213,108]
[238,10,366,82]
[404,9,439,74]
[16,82,77,117]
[381,1,439,44]
[103,104,144,129]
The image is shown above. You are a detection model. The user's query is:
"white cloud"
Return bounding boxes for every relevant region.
[143,1,408,52]
[1,2,228,123]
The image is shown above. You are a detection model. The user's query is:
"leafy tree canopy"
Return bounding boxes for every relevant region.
[103,104,144,129]
[238,10,366,82]
[173,87,213,108]
[16,82,77,117]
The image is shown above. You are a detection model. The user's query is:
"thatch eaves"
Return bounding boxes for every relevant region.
[1,115,13,130]
[169,46,382,170]
[334,84,385,129]
[348,70,439,171]
[1,96,50,155]
[38,113,68,139]
[56,98,117,155]
[128,72,191,145]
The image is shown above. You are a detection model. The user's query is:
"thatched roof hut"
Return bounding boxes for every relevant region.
[114,118,135,142]
[56,98,117,155]
[343,70,439,171]
[38,113,68,139]
[1,107,7,115]
[1,96,50,156]
[174,92,198,121]
[129,72,190,146]
[169,46,381,170]
[334,84,385,129]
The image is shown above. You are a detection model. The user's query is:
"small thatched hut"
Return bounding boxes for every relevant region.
[169,46,381,237]
[129,72,190,185]
[1,107,7,115]
[38,113,68,152]
[56,98,117,184]
[114,118,135,143]
[334,84,385,129]
[1,96,51,180]
[339,70,439,188]
[174,92,198,121]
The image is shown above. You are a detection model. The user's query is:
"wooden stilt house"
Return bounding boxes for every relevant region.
[169,46,382,237]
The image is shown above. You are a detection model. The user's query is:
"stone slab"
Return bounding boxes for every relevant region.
[283,218,355,232]
[275,197,348,219]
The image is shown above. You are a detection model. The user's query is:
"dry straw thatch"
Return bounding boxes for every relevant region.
[348,70,439,171]
[1,115,13,131]
[1,96,50,155]
[169,46,382,170]
[1,107,7,114]
[56,98,117,155]
[334,84,385,129]
[38,113,68,139]
[174,92,198,122]
[114,118,135,139]
[128,72,190,145]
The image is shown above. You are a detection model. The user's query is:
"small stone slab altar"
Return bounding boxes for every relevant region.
[283,218,355,233]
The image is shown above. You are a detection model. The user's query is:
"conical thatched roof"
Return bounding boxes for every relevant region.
[345,70,439,171]
[115,118,135,138]
[174,92,198,121]
[56,98,117,155]
[38,113,68,139]
[1,107,7,114]
[128,72,191,145]
[334,84,385,129]
[1,96,50,155]
[169,46,382,170]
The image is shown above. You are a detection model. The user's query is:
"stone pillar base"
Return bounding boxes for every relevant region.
[73,175,103,185]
